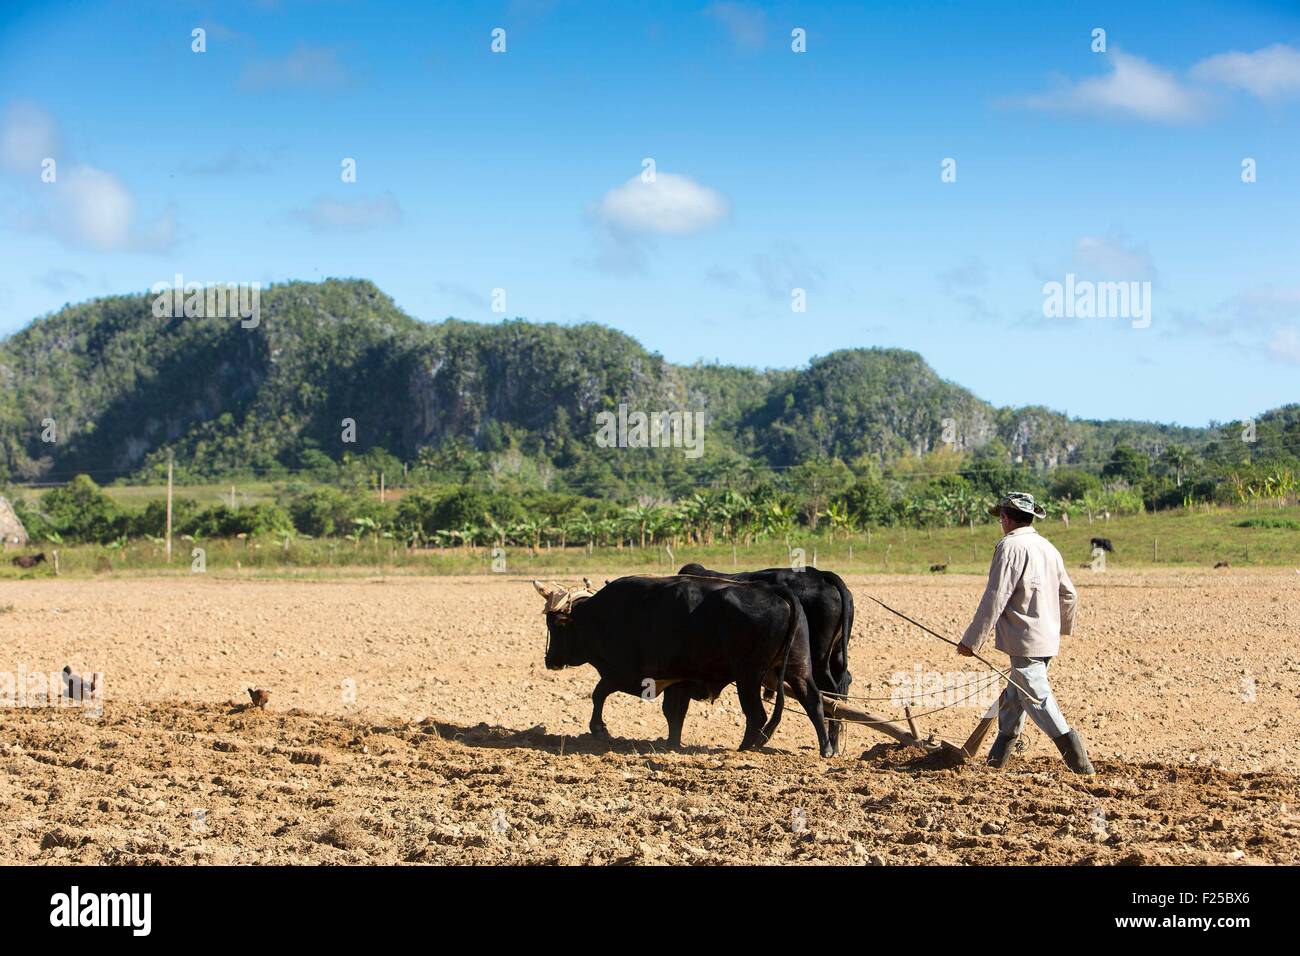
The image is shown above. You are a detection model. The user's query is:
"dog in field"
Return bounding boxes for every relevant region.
[11,553,46,569]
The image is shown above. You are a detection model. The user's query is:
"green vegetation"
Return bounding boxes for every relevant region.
[4,279,1297,493]
[1234,517,1300,531]
[4,503,1297,579]
[1,278,1298,574]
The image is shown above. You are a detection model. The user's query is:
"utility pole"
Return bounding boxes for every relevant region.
[230,484,236,510]
[166,454,174,563]
[380,471,386,503]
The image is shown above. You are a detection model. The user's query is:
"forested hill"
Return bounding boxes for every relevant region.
[0,278,1279,491]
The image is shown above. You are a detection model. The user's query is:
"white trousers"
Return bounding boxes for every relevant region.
[997,656,1070,739]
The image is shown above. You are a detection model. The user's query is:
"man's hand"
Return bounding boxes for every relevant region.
[956,642,974,657]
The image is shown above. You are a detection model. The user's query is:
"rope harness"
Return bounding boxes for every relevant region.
[866,596,1043,705]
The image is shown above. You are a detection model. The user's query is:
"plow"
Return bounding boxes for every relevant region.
[808,595,1026,764]
[818,693,999,763]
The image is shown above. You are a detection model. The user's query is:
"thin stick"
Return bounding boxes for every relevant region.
[165,455,173,564]
[867,596,1043,705]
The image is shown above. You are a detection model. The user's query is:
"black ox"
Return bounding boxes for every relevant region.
[678,563,854,754]
[533,576,832,757]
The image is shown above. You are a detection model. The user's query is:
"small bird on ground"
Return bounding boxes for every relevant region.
[247,688,270,709]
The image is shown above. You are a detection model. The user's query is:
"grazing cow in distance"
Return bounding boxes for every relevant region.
[929,564,947,573]
[678,563,853,754]
[1090,537,1114,553]
[1214,561,1230,569]
[533,576,832,756]
[11,552,46,570]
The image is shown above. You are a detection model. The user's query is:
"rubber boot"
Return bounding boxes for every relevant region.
[986,733,1018,769]
[1053,729,1096,775]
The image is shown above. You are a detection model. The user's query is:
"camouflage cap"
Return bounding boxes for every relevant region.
[987,491,1047,519]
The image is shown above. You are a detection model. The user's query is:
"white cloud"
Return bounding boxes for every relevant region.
[1022,50,1206,123]
[595,172,729,236]
[38,165,177,252]
[288,193,403,232]
[704,2,766,51]
[0,100,59,172]
[0,101,176,252]
[56,165,133,249]
[1192,44,1300,99]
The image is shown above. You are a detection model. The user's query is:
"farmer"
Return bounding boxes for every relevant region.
[956,492,1095,774]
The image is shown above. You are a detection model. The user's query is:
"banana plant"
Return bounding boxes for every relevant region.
[820,501,854,542]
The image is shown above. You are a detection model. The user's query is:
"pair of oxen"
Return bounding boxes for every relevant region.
[532,564,854,757]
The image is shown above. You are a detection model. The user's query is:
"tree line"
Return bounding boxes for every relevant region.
[8,437,1297,549]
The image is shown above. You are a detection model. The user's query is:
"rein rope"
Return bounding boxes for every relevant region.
[866,596,1043,705]
[817,672,1002,722]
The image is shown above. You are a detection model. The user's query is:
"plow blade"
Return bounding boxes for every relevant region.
[820,694,968,761]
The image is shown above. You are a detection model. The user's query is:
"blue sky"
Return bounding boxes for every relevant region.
[1,0,1298,426]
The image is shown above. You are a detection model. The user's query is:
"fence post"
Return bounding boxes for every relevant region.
[165,456,174,564]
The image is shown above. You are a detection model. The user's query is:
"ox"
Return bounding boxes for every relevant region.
[678,563,854,754]
[534,576,832,757]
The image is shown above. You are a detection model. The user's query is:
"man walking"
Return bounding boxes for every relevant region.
[957,492,1095,774]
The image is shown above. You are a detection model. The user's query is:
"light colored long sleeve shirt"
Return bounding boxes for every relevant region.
[959,526,1077,658]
